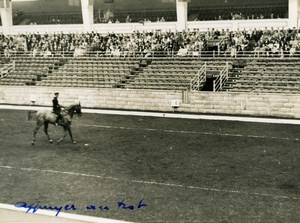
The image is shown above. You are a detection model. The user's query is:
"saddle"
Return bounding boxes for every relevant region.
[52,108,65,115]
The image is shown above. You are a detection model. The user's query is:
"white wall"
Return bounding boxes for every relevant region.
[1,86,300,118]
[7,18,290,34]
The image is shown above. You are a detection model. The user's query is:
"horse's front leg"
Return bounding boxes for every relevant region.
[44,122,53,144]
[67,127,76,144]
[57,126,68,144]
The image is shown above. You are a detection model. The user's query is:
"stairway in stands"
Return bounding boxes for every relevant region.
[221,59,245,91]
[223,59,300,93]
[0,57,58,86]
[122,58,206,90]
[123,58,233,91]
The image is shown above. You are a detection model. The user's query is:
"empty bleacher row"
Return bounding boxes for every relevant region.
[0,57,56,86]
[125,58,230,90]
[37,57,139,88]
[124,59,203,90]
[1,56,300,94]
[224,59,300,93]
[0,57,226,91]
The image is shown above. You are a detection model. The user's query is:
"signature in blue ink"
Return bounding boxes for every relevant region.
[118,199,147,210]
[15,199,147,216]
[86,204,110,211]
[15,202,77,216]
[86,199,147,211]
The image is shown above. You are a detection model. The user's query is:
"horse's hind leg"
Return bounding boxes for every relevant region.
[32,121,43,146]
[44,122,53,144]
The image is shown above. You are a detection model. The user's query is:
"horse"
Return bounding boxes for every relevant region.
[27,103,82,145]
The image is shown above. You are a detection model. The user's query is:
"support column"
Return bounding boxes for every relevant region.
[81,0,94,32]
[0,0,13,35]
[288,0,300,28]
[176,0,188,31]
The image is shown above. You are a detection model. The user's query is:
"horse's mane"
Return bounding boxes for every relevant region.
[65,103,81,110]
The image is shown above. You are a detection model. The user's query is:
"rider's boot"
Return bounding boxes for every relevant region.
[55,118,59,126]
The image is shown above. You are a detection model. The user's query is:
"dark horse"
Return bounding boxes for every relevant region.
[27,103,82,145]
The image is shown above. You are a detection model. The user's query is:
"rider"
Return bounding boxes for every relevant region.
[52,92,63,126]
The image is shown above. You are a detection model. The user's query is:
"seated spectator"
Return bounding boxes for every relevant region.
[253,44,261,57]
[111,47,121,57]
[177,46,188,56]
[32,47,38,57]
[125,15,131,23]
[230,45,237,57]
[44,48,52,57]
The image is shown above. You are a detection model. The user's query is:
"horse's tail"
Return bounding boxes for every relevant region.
[27,111,37,121]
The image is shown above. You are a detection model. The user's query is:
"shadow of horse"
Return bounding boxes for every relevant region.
[27,103,82,145]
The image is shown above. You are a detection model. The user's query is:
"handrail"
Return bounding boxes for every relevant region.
[190,62,206,91]
[0,61,15,78]
[3,49,300,59]
[213,62,229,92]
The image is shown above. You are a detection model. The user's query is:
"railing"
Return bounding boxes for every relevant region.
[0,61,15,78]
[190,62,206,91]
[2,49,300,59]
[213,62,229,92]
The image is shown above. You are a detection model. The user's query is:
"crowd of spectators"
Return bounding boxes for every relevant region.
[1,27,300,58]
[0,30,209,57]
[252,27,300,57]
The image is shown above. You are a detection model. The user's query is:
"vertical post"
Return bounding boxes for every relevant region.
[176,0,188,31]
[81,0,94,32]
[288,0,300,28]
[0,0,13,35]
[197,71,200,90]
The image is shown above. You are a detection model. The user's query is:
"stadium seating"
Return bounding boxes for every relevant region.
[1,27,300,93]
[37,57,140,88]
[0,57,56,86]
[124,58,230,90]
[2,53,300,94]
[223,59,300,93]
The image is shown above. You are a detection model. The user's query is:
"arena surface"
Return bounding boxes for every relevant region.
[0,107,299,223]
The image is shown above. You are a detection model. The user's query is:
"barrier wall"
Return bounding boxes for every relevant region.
[7,18,290,35]
[0,86,300,119]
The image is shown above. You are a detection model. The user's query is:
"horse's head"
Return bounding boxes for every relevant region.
[67,102,82,117]
[74,102,82,117]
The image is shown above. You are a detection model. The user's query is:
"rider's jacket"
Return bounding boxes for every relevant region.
[52,97,61,113]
